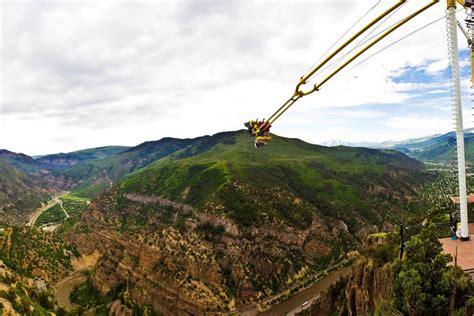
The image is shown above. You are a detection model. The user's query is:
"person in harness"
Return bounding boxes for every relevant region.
[244,119,271,148]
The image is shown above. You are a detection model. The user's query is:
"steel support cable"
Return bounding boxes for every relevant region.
[349,8,463,71]
[264,0,407,126]
[316,2,405,82]
[325,3,444,77]
[268,0,439,126]
[303,0,382,76]
[318,2,447,86]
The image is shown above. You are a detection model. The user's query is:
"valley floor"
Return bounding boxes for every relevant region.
[26,192,69,227]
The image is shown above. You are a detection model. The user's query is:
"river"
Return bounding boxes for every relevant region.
[259,265,352,316]
[55,275,86,309]
[53,265,351,313]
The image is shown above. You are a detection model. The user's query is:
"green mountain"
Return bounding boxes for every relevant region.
[119,131,425,228]
[0,146,127,225]
[68,130,432,313]
[35,146,129,170]
[388,128,474,162]
[409,133,474,162]
[61,133,239,197]
[0,156,55,225]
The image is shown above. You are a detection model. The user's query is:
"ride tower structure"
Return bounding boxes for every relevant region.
[447,0,469,240]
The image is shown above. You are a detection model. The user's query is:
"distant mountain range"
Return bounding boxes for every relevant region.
[323,128,474,162]
[34,146,130,169]
[0,146,127,224]
[1,127,468,226]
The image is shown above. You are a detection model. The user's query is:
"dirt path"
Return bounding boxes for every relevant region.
[59,200,70,220]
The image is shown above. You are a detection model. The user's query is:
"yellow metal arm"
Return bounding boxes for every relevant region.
[266,0,407,124]
[266,0,439,126]
[295,0,406,95]
[314,0,439,91]
[450,0,471,7]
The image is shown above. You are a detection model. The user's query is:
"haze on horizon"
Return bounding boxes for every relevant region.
[1,0,473,156]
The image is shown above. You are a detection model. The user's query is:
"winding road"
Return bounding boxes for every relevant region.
[260,265,352,315]
[26,192,69,228]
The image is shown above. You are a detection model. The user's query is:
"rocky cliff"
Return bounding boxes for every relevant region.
[297,258,395,316]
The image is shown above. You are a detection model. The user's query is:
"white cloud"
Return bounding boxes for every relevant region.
[1,0,473,154]
[385,114,450,136]
[426,59,449,75]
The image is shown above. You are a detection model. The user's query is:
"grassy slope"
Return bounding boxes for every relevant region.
[65,133,237,197]
[390,131,474,162]
[411,134,474,161]
[36,146,129,164]
[119,131,427,229]
[0,227,75,282]
[0,160,53,225]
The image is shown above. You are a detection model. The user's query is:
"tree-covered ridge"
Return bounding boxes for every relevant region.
[35,145,130,170]
[307,225,474,315]
[118,131,429,230]
[0,227,76,282]
[0,160,55,225]
[0,260,63,315]
[393,226,473,315]
[389,129,474,162]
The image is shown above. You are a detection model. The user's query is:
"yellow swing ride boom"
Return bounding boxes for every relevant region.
[245,0,467,148]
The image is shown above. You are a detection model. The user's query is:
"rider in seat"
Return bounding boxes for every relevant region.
[245,119,271,148]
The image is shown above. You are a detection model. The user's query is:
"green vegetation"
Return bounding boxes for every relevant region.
[312,225,474,315]
[65,137,202,198]
[0,286,53,315]
[367,232,388,239]
[391,130,474,162]
[70,277,112,308]
[197,223,225,241]
[0,227,74,281]
[0,261,63,315]
[118,131,429,231]
[70,278,156,315]
[35,204,66,227]
[393,225,474,315]
[0,160,51,225]
[56,194,89,234]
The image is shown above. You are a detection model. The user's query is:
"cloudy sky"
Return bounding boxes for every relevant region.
[1,0,473,155]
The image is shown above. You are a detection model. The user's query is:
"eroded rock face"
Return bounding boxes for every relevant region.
[345,259,393,316]
[68,191,358,315]
[68,149,427,315]
[299,259,394,316]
